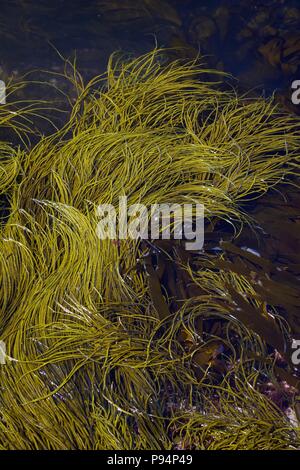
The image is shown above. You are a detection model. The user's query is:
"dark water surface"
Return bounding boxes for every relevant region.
[0,0,299,99]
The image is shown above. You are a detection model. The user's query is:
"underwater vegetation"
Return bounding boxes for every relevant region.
[0,49,300,450]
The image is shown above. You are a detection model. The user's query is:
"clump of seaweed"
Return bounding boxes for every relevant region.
[0,49,300,450]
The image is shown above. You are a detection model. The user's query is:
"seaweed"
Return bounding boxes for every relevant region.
[0,49,300,449]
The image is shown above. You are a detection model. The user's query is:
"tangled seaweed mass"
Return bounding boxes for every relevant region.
[0,50,300,449]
